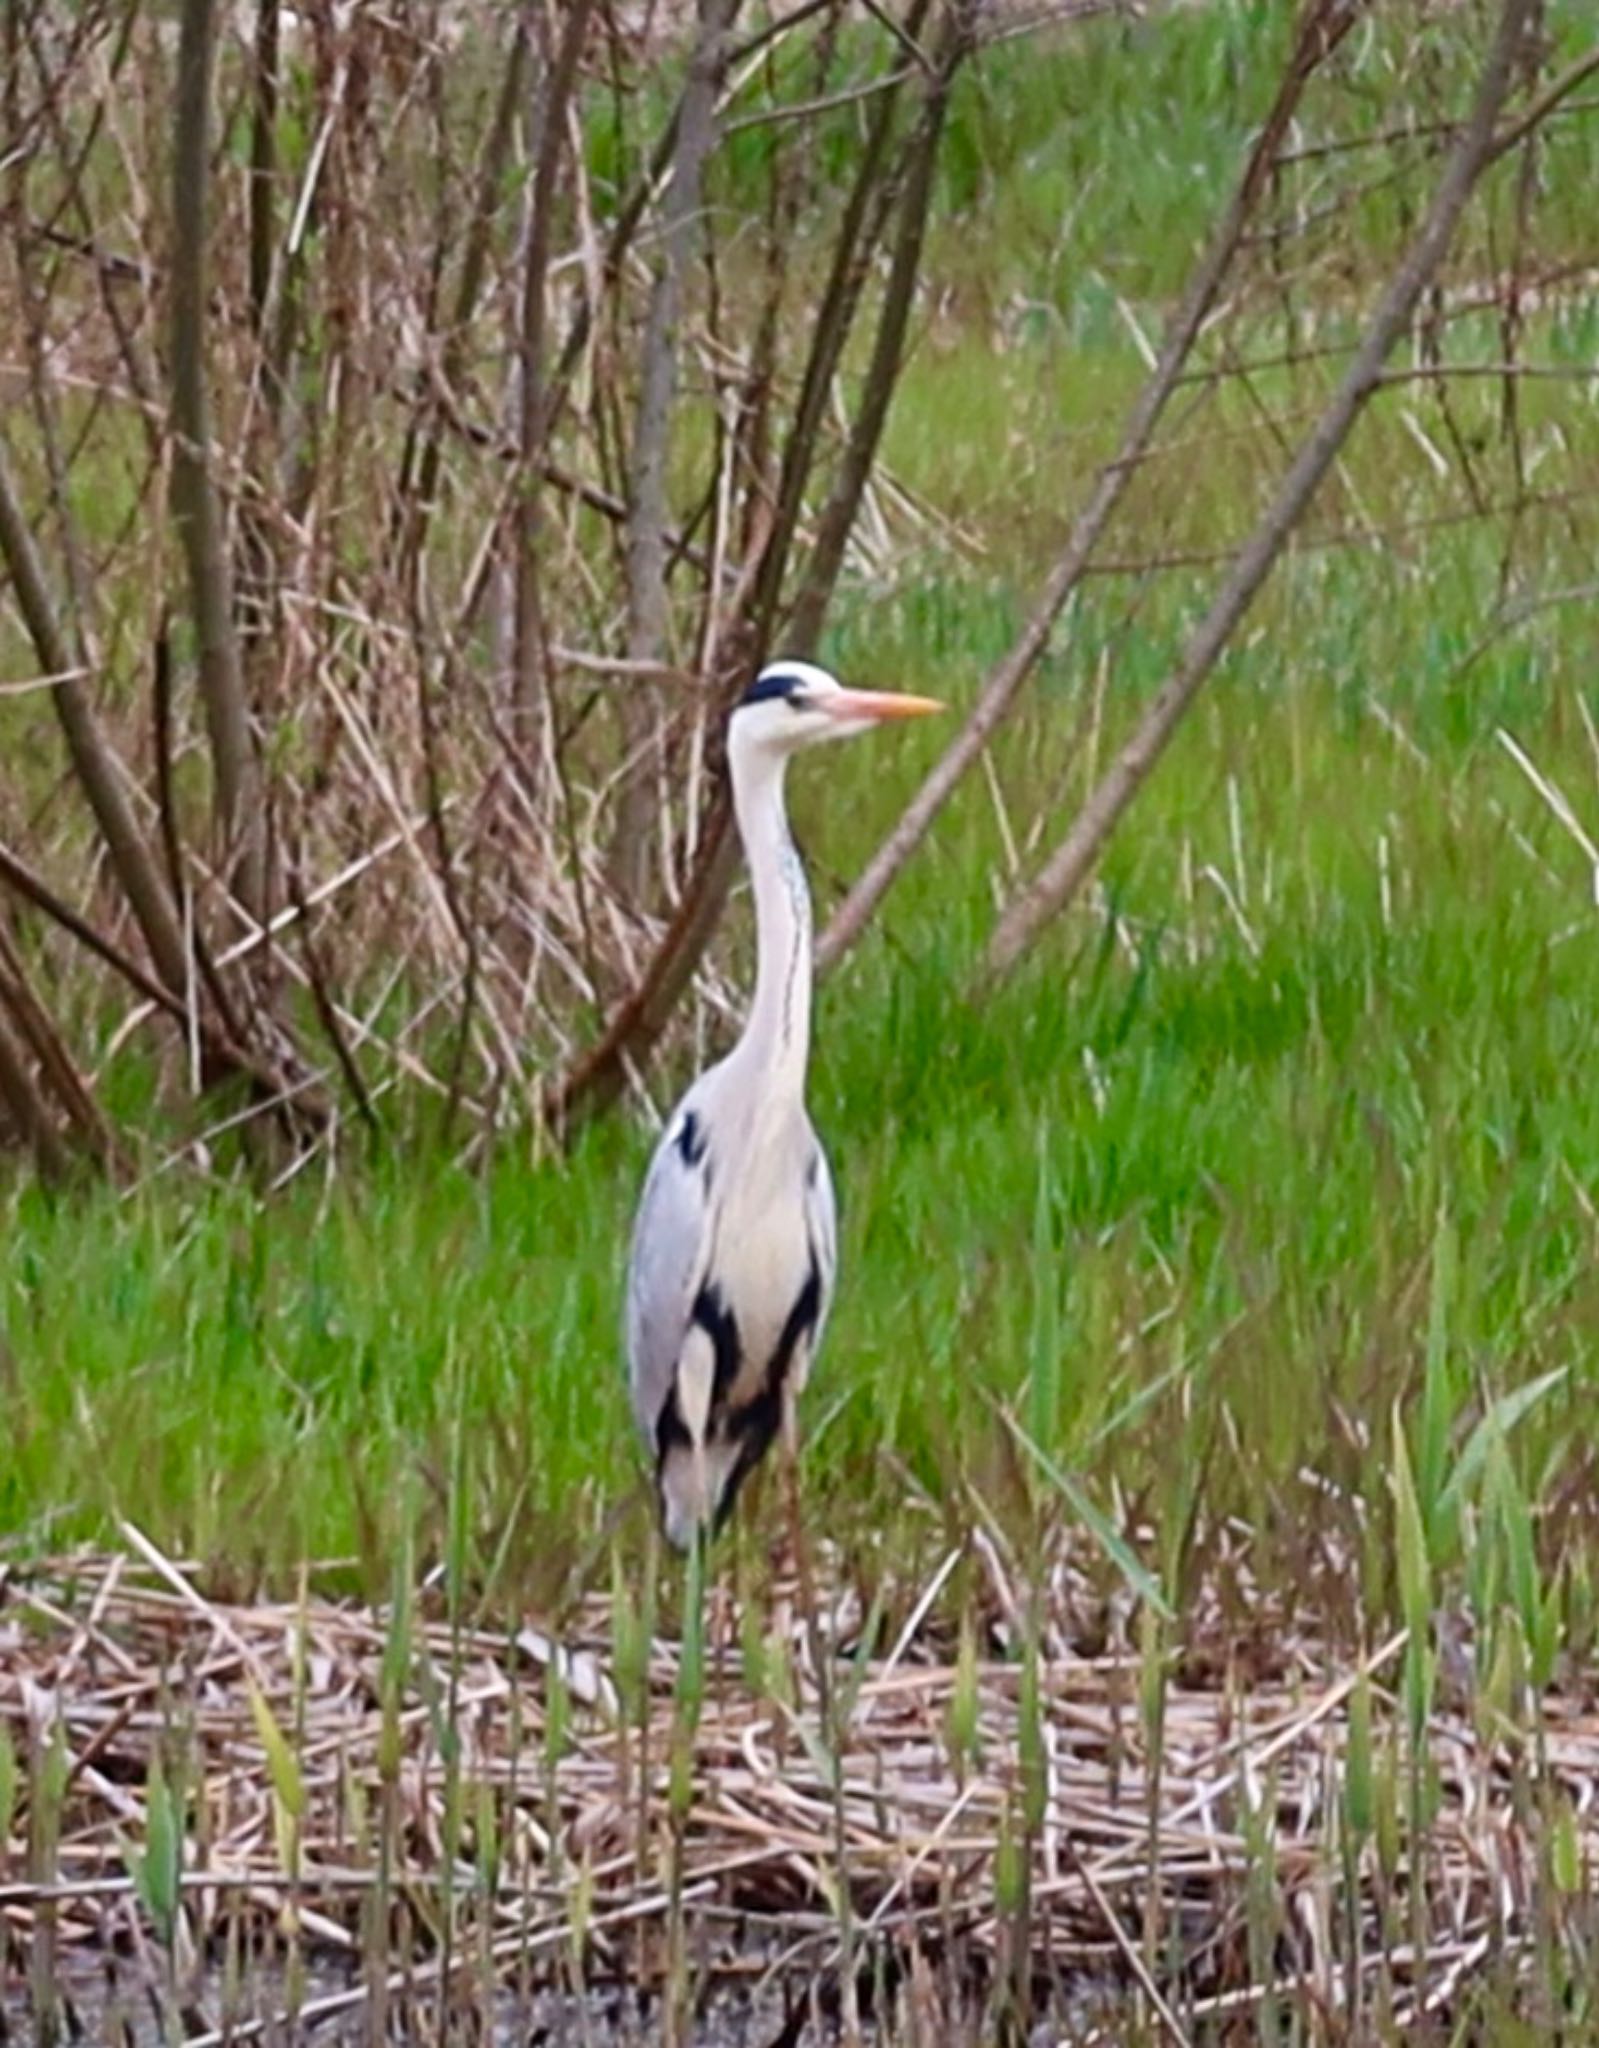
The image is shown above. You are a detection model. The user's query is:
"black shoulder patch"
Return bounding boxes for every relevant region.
[674,1110,708,1168]
[738,667,808,708]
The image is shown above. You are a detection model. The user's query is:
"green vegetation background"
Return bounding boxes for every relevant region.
[5,4,1598,1653]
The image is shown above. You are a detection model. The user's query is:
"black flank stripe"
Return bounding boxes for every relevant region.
[692,1281,742,1402]
[654,1396,690,1472]
[770,1254,822,1391]
[714,1251,823,1531]
[655,1280,741,1469]
[715,1378,784,1532]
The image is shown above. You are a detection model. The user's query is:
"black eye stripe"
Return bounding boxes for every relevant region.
[738,668,810,708]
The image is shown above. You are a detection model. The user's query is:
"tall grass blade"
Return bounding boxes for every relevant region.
[1005,1412,1174,1619]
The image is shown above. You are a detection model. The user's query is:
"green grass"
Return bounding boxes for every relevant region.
[7,515,1599,1647]
[5,2,1599,1676]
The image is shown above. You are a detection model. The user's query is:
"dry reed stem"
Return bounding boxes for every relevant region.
[1,1545,1593,2026]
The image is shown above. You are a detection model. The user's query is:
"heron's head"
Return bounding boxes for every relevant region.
[729,660,941,763]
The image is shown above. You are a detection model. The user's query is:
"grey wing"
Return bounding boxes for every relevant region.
[625,1101,715,1447]
[805,1132,839,1356]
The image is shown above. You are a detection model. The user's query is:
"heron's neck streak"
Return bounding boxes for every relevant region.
[729,740,811,1104]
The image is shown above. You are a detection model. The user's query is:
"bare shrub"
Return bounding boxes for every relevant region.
[0,0,1589,1177]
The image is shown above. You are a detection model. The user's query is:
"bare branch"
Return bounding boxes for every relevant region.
[395,22,529,581]
[171,0,264,911]
[749,0,933,642]
[784,3,970,654]
[511,0,596,745]
[723,60,917,134]
[0,829,316,1118]
[0,431,189,998]
[610,0,742,898]
[0,1000,71,1182]
[546,793,742,1138]
[979,0,1537,985]
[817,0,1360,975]
[0,917,115,1169]
[248,0,279,338]
[1487,38,1599,161]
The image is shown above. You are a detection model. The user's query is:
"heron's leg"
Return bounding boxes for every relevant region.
[779,1369,862,2043]
[779,1371,829,1714]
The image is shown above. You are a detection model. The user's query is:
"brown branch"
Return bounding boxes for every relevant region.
[783,3,969,655]
[549,106,683,409]
[1171,262,1599,388]
[150,622,260,1065]
[1071,480,1599,579]
[10,40,103,661]
[0,431,189,998]
[544,792,741,1139]
[395,22,529,581]
[699,2,849,664]
[1377,360,1596,385]
[286,845,381,1138]
[749,0,933,641]
[409,618,485,1155]
[0,833,316,1120]
[816,0,1359,977]
[1272,46,1598,169]
[14,11,166,467]
[979,0,1536,986]
[541,552,775,1143]
[0,919,115,1169]
[1491,6,1547,599]
[511,0,596,745]
[544,630,777,1138]
[550,3,960,1131]
[727,0,838,65]
[402,357,715,568]
[171,0,264,913]
[624,0,739,666]
[610,0,742,898]
[722,59,917,134]
[0,998,71,1183]
[540,0,867,493]
[1486,39,1599,162]
[248,0,279,338]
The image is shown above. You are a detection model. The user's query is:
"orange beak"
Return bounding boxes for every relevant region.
[824,688,943,722]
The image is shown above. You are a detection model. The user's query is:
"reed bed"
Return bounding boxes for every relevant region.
[2,1538,1593,2039]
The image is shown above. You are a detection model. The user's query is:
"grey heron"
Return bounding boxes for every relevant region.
[625,660,941,1550]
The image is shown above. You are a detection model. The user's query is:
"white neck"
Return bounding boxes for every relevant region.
[728,734,811,1103]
